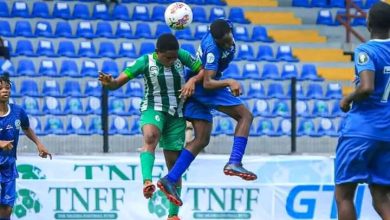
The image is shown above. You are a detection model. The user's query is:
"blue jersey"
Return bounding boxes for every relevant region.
[341,39,390,141]
[0,104,29,182]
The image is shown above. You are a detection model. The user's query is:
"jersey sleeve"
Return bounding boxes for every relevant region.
[203,45,220,72]
[178,49,202,72]
[354,45,375,76]
[123,55,147,79]
[20,108,29,129]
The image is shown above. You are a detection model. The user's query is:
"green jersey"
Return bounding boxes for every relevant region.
[123,49,201,117]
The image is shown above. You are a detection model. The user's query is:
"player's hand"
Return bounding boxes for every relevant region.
[228,79,242,97]
[180,78,196,99]
[98,71,114,87]
[339,98,351,112]
[37,144,52,160]
[0,140,13,151]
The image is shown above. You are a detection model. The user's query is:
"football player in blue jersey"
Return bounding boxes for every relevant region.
[157,19,256,206]
[335,2,390,220]
[0,74,51,220]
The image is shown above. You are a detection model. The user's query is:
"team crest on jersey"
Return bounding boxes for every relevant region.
[15,120,21,130]
[149,66,159,76]
[174,61,184,74]
[357,52,369,65]
[207,53,215,64]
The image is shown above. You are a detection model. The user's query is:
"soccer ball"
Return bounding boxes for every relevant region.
[164,2,193,30]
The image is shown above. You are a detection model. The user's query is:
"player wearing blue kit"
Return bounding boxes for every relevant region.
[0,74,51,220]
[158,19,256,206]
[335,2,390,220]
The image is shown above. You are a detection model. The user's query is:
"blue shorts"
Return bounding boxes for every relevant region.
[0,180,16,207]
[184,87,242,122]
[335,136,390,185]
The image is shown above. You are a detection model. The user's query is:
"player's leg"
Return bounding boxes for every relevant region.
[368,184,390,219]
[335,183,358,220]
[140,109,165,199]
[217,104,256,181]
[0,180,16,219]
[163,150,182,220]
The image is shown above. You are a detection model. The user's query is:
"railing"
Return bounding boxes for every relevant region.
[336,0,367,43]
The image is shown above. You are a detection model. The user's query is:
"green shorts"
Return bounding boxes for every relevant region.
[140,109,186,151]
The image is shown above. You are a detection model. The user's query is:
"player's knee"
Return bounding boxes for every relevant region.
[197,135,210,148]
[143,132,159,145]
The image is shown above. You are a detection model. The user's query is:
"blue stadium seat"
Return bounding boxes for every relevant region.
[252,26,274,43]
[317,118,338,137]
[297,119,318,137]
[267,83,285,99]
[351,11,367,26]
[296,100,310,117]
[109,98,127,116]
[102,60,119,77]
[300,64,322,81]
[185,0,205,4]
[242,63,260,79]
[352,0,364,8]
[96,21,114,38]
[66,116,90,135]
[229,7,249,23]
[109,116,131,135]
[42,80,62,97]
[0,59,15,77]
[312,100,330,117]
[132,5,150,21]
[256,45,277,62]
[125,81,143,97]
[276,45,299,62]
[261,63,280,80]
[17,59,36,76]
[78,41,98,58]
[325,83,342,99]
[53,2,71,19]
[36,40,57,57]
[316,10,334,26]
[128,97,142,115]
[35,21,53,38]
[15,40,35,57]
[130,116,141,135]
[29,116,46,136]
[209,7,226,22]
[247,82,266,99]
[330,0,345,7]
[39,60,59,77]
[365,0,379,8]
[311,0,328,7]
[64,97,85,115]
[0,20,12,37]
[44,117,66,135]
[14,20,34,37]
[135,23,153,39]
[233,26,250,42]
[252,99,271,117]
[63,80,83,97]
[43,97,64,115]
[55,22,74,38]
[21,97,42,116]
[58,41,77,58]
[331,100,345,117]
[256,119,277,136]
[112,4,130,20]
[287,84,306,100]
[139,42,155,56]
[115,22,134,38]
[0,1,9,17]
[272,100,290,117]
[181,43,196,56]
[281,64,298,79]
[11,1,29,17]
[76,21,95,38]
[306,83,324,99]
[236,44,255,60]
[109,86,126,98]
[73,3,90,19]
[86,97,102,114]
[119,42,137,58]
[89,116,103,135]
[81,60,99,77]
[221,63,242,80]
[194,24,208,39]
[98,42,117,58]
[192,7,207,23]
[175,28,194,40]
[93,3,110,20]
[32,1,50,18]
[292,0,310,7]
[155,24,172,37]
[209,0,227,5]
[276,119,291,136]
[151,5,165,21]
[213,117,234,136]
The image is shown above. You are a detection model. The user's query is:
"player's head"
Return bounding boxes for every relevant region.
[210,19,233,50]
[156,33,179,67]
[0,73,11,103]
[367,1,390,35]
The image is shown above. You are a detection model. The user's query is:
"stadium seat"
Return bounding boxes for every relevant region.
[66,116,90,135]
[78,41,98,58]
[267,83,285,99]
[29,117,46,136]
[81,60,99,77]
[334,10,347,26]
[35,21,53,38]
[252,26,274,43]
[73,3,90,19]
[296,100,310,117]
[276,45,299,62]
[331,100,345,117]
[43,97,63,115]
[175,28,194,40]
[316,10,334,26]
[132,5,150,21]
[0,20,12,37]
[63,80,83,97]
[55,22,74,38]
[281,64,298,79]
[325,83,343,99]
[209,7,226,22]
[287,84,306,100]
[312,100,330,117]
[21,97,42,116]
[233,26,250,42]
[77,21,95,38]
[36,40,57,57]
[98,42,117,58]
[14,20,34,37]
[181,43,196,56]
[228,7,249,24]
[300,64,322,81]
[213,117,234,136]
[155,24,172,37]
[53,2,71,19]
[311,0,328,7]
[351,11,367,26]
[58,41,77,58]
[44,117,66,135]
[15,40,35,57]
[39,60,59,77]
[261,63,280,80]
[85,81,102,97]
[185,0,205,4]
[151,5,166,21]
[109,86,126,98]
[292,0,310,7]
[128,97,142,115]
[192,7,207,23]
[297,119,318,137]
[11,1,29,17]
[209,0,227,5]
[139,42,155,56]
[64,97,86,115]
[256,45,277,62]
[330,0,345,7]
[102,60,119,77]
[126,81,144,97]
[365,0,379,8]
[221,63,242,80]
[130,116,141,135]
[17,59,36,76]
[109,98,128,116]
[276,119,291,136]
[119,42,137,58]
[252,99,271,117]
[317,118,338,137]
[236,44,255,60]
[93,3,110,20]
[89,116,103,135]
[115,22,134,38]
[112,4,130,20]
[194,25,208,39]
[32,1,50,18]
[42,80,62,97]
[110,116,131,135]
[135,23,153,39]
[86,97,102,114]
[272,100,290,117]
[247,82,266,99]
[306,83,324,99]
[242,63,260,79]
[0,59,15,77]
[0,1,9,17]
[96,21,114,38]
[256,119,277,136]
[352,0,364,8]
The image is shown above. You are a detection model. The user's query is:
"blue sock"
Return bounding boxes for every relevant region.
[167,149,195,183]
[228,136,248,164]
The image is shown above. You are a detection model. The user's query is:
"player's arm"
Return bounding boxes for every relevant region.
[203,69,241,96]
[178,49,205,98]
